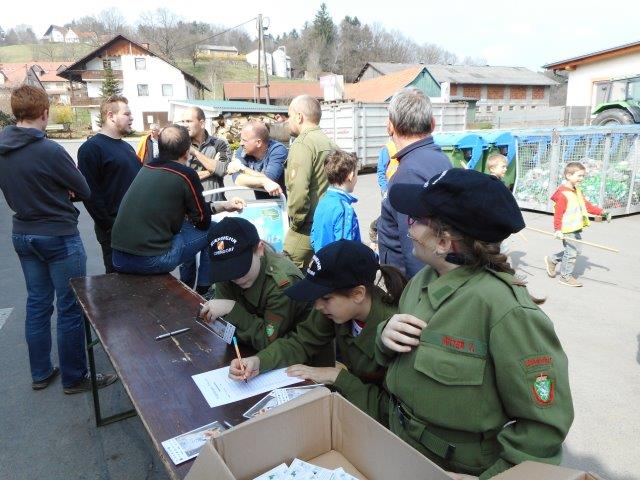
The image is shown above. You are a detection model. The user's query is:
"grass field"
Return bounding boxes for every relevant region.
[0,43,93,62]
[177,59,315,99]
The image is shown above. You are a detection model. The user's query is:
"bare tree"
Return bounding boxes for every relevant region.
[36,42,59,61]
[462,56,488,66]
[98,7,128,36]
[137,8,182,60]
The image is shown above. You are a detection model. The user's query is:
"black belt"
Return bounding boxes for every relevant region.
[394,400,456,461]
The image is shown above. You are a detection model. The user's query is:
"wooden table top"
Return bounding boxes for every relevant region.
[71,273,270,479]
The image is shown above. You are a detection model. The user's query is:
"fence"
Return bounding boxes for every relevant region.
[512,126,640,216]
[493,106,592,129]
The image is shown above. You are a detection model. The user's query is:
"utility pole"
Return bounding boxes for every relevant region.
[256,14,261,103]
[255,14,271,105]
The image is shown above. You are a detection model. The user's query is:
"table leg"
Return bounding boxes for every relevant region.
[84,314,136,427]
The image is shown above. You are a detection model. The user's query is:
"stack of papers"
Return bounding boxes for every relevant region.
[243,385,322,419]
[161,420,227,465]
[253,459,359,480]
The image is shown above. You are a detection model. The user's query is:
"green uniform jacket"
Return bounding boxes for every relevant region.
[284,126,331,235]
[215,250,333,366]
[257,290,397,426]
[375,266,574,479]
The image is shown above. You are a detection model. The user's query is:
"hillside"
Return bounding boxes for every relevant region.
[176,59,315,99]
[0,43,93,62]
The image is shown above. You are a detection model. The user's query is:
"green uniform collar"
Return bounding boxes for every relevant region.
[243,255,267,307]
[338,290,395,352]
[425,266,477,310]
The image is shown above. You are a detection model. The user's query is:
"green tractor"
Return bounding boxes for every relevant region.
[591,75,640,125]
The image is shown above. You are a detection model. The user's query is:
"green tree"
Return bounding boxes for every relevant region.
[99,65,122,98]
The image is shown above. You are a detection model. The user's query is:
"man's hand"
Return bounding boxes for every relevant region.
[380,314,426,353]
[285,364,341,384]
[223,197,246,212]
[200,299,235,322]
[262,178,283,197]
[229,356,260,381]
[554,230,564,240]
[226,158,244,175]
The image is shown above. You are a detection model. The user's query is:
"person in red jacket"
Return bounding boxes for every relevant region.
[544,162,609,287]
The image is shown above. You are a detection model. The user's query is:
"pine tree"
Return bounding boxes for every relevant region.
[99,65,122,98]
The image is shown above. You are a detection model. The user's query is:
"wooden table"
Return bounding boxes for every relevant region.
[70,273,272,479]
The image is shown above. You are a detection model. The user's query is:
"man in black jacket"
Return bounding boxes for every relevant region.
[111,125,244,275]
[77,95,141,273]
[0,85,117,394]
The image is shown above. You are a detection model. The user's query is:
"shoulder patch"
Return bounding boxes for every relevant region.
[531,372,555,407]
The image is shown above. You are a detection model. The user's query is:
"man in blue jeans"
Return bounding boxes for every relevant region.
[111,125,245,276]
[0,85,118,394]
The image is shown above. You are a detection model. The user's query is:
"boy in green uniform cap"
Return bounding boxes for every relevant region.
[377,169,574,479]
[200,217,333,365]
[228,240,406,426]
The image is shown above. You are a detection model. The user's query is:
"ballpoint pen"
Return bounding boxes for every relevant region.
[155,327,190,341]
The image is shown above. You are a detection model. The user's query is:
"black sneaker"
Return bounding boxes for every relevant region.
[32,367,60,390]
[63,372,118,395]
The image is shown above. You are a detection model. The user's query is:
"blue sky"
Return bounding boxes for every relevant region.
[2,0,637,71]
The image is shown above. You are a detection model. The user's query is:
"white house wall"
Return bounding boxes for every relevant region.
[565,52,640,107]
[120,55,190,131]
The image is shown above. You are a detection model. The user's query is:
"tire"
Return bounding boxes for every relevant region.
[592,108,635,126]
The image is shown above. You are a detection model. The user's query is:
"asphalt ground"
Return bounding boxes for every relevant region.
[0,144,638,479]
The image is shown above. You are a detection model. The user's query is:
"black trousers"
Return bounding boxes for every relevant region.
[94,223,115,274]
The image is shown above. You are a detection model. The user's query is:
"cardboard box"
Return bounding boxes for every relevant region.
[185,387,451,480]
[495,461,603,480]
[186,387,602,480]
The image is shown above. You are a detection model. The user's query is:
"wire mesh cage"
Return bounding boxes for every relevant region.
[512,126,640,216]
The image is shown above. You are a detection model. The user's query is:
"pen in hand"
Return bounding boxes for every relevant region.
[232,336,248,383]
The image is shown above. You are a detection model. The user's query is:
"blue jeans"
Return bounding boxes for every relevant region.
[179,250,213,288]
[12,233,88,388]
[552,231,582,278]
[112,221,215,277]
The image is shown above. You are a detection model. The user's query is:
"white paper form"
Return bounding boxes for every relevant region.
[192,367,302,408]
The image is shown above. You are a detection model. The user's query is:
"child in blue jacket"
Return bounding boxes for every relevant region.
[310,150,361,252]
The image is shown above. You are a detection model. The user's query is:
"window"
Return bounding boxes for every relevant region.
[520,105,526,110]
[135,58,146,70]
[531,105,536,110]
[497,106,504,112]
[137,84,149,96]
[102,58,112,70]
[162,84,174,96]
[509,105,515,111]
[486,105,492,112]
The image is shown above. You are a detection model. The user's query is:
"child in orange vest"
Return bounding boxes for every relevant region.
[544,162,608,287]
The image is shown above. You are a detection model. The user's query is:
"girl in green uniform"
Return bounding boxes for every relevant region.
[228,240,406,426]
[376,169,574,479]
[200,217,332,366]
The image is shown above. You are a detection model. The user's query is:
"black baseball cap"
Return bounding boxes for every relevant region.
[208,217,260,282]
[389,168,525,243]
[284,240,379,301]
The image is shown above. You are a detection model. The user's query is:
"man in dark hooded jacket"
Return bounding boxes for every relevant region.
[0,85,117,395]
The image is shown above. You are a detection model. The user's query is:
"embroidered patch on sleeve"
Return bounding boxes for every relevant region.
[266,324,276,338]
[532,372,555,407]
[521,354,553,373]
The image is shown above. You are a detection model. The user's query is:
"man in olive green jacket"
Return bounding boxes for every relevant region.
[283,95,332,269]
